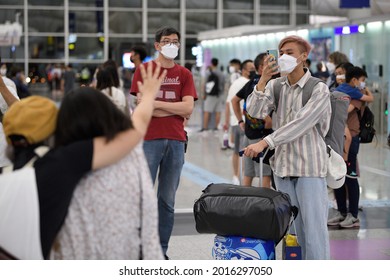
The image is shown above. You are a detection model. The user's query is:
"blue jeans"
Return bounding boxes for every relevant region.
[274,176,330,260]
[143,139,185,255]
[334,135,360,217]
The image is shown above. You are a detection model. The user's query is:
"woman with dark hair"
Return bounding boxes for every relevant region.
[51,87,163,260]
[0,62,166,260]
[96,67,127,113]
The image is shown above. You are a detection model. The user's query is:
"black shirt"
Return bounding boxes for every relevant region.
[236,75,273,140]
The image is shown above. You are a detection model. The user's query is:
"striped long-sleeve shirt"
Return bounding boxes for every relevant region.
[247,70,331,178]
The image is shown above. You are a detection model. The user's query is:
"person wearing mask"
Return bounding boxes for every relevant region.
[228,58,241,85]
[327,51,349,90]
[201,58,225,132]
[130,26,197,259]
[231,53,274,188]
[244,35,332,259]
[0,62,167,260]
[131,46,147,68]
[224,59,255,184]
[127,46,148,111]
[327,66,374,228]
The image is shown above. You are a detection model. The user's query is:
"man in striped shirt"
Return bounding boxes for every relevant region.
[244,36,332,259]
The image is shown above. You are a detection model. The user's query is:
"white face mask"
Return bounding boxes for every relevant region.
[278,54,299,74]
[0,68,7,76]
[229,66,236,74]
[359,81,366,89]
[326,62,335,74]
[160,44,179,60]
[336,74,345,80]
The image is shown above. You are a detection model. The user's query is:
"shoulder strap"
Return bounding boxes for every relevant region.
[273,76,323,112]
[301,77,324,106]
[272,76,288,112]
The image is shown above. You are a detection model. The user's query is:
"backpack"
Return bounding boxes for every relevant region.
[357,105,376,144]
[205,71,220,96]
[273,77,350,156]
[0,146,49,260]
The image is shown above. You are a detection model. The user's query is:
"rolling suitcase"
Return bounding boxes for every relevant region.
[194,150,298,257]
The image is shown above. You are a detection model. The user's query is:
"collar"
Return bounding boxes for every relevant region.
[281,68,311,88]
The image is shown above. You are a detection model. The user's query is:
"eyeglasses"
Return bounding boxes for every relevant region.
[159,40,180,47]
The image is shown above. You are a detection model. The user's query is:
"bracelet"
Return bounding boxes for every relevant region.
[238,120,244,124]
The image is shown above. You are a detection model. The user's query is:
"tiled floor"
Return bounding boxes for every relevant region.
[167,102,390,260]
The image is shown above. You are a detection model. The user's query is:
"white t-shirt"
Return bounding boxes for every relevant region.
[0,77,19,168]
[100,86,127,113]
[226,76,249,126]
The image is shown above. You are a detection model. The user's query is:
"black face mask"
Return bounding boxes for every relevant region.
[249,70,256,80]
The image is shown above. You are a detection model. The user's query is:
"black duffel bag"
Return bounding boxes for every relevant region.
[194,183,297,244]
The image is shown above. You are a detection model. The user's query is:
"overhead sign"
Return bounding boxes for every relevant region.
[340,0,370,9]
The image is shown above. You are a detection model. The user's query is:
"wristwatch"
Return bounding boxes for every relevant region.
[238,120,244,125]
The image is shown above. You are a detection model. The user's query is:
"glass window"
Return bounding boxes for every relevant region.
[68,11,104,33]
[69,37,104,60]
[184,38,199,62]
[28,0,63,6]
[148,12,180,34]
[187,0,217,9]
[109,0,142,7]
[0,41,24,60]
[297,0,309,5]
[260,13,289,25]
[148,0,179,9]
[69,0,103,7]
[29,36,64,59]
[296,14,309,25]
[0,9,24,26]
[223,13,253,28]
[109,11,142,34]
[260,0,289,11]
[0,0,23,4]
[186,12,217,34]
[29,10,64,33]
[223,0,253,10]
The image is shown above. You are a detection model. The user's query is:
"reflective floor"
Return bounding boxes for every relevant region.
[168,102,390,260]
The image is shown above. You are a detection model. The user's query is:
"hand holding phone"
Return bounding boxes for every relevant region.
[266,49,278,65]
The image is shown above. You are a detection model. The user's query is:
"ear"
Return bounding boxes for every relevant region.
[154,42,160,51]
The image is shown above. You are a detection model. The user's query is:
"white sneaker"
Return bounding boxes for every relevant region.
[232,176,240,185]
[339,213,360,228]
[327,212,346,226]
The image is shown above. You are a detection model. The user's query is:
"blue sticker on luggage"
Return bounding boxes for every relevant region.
[212,235,275,260]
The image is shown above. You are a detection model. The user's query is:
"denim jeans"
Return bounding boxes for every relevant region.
[274,176,330,260]
[334,135,360,217]
[143,139,185,255]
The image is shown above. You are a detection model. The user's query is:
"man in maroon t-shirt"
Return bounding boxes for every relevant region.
[131,26,197,258]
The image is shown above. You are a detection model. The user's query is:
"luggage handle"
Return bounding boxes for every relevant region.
[239,148,269,188]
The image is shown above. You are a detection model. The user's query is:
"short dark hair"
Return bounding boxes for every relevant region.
[241,59,253,71]
[254,52,267,71]
[131,45,147,61]
[230,58,241,65]
[346,66,368,83]
[211,58,219,66]
[336,62,354,73]
[55,87,132,147]
[155,26,181,42]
